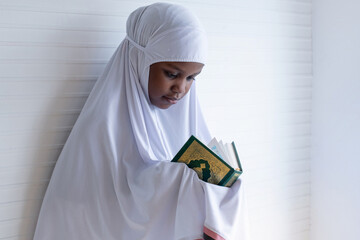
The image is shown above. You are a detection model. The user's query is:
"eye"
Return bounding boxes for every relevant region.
[164,71,177,79]
[186,76,196,81]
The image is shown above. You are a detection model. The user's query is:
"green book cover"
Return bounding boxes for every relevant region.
[171,135,242,187]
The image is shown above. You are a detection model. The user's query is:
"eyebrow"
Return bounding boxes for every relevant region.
[165,63,202,76]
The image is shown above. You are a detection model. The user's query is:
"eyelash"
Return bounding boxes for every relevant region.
[165,71,177,79]
[164,71,195,81]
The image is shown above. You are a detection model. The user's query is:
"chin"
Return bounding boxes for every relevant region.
[156,104,172,109]
[150,98,173,109]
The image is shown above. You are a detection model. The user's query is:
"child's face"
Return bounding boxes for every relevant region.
[148,61,204,109]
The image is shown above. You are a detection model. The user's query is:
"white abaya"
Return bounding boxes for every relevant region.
[33,3,249,240]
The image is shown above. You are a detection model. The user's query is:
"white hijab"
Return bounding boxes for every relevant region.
[34,3,249,240]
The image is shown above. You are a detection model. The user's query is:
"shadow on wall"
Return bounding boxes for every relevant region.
[15,14,118,238]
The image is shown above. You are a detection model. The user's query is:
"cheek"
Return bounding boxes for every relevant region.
[156,79,171,94]
[150,79,168,98]
[185,81,194,93]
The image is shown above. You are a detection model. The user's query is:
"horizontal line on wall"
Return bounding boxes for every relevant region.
[248,160,311,173]
[0,93,90,100]
[0,22,312,35]
[273,181,310,194]
[277,0,311,3]
[0,233,30,240]
[247,190,311,204]
[0,0,311,18]
[246,182,310,199]
[201,15,311,27]
[196,60,314,66]
[0,59,313,68]
[247,193,310,209]
[249,203,310,220]
[211,34,313,42]
[201,0,312,7]
[0,75,98,82]
[0,134,310,153]
[247,159,310,173]
[236,137,311,151]
[0,22,124,33]
[205,86,313,93]
[0,37,311,49]
[1,6,311,29]
[210,47,313,53]
[1,233,41,240]
[248,209,310,222]
[246,157,311,169]
[202,74,313,81]
[247,147,311,159]
[275,135,312,146]
[0,149,61,165]
[291,213,311,223]
[0,147,62,159]
[246,185,311,200]
[212,32,312,40]
[0,137,70,152]
[210,47,312,54]
[212,118,311,129]
[0,40,118,49]
[288,216,311,232]
[0,198,46,209]
[248,195,310,211]
[0,213,39,225]
[0,126,72,137]
[0,176,52,188]
[206,17,311,28]
[0,59,108,64]
[0,110,82,120]
[0,109,81,118]
[0,181,47,190]
[205,63,313,69]
[289,228,311,237]
[0,122,310,140]
[204,72,313,78]
[246,172,311,187]
[0,164,53,177]
[0,3,129,17]
[190,1,312,15]
[0,87,311,98]
[0,159,58,169]
[241,144,311,158]
[0,179,49,190]
[0,106,310,118]
[248,157,312,169]
[0,144,64,154]
[245,157,311,170]
[0,50,313,60]
[0,161,56,172]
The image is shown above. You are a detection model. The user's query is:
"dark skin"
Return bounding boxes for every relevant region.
[148,61,204,109]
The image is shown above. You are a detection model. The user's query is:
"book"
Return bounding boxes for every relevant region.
[171,135,243,187]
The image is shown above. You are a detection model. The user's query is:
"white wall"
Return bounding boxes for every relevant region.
[198,1,312,239]
[0,0,311,239]
[311,0,360,240]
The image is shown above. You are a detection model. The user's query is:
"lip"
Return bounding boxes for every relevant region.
[163,96,180,104]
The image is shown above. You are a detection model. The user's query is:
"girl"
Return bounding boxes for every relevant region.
[34,3,248,240]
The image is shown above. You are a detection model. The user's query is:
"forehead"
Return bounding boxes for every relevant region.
[151,61,204,74]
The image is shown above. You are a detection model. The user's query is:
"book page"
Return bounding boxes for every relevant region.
[225,143,239,169]
[207,138,229,164]
[219,140,231,163]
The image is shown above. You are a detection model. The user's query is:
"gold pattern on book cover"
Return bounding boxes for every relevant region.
[177,140,231,185]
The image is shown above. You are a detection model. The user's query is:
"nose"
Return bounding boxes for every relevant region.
[172,78,187,94]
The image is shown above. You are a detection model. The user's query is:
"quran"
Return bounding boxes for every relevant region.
[171,135,243,187]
